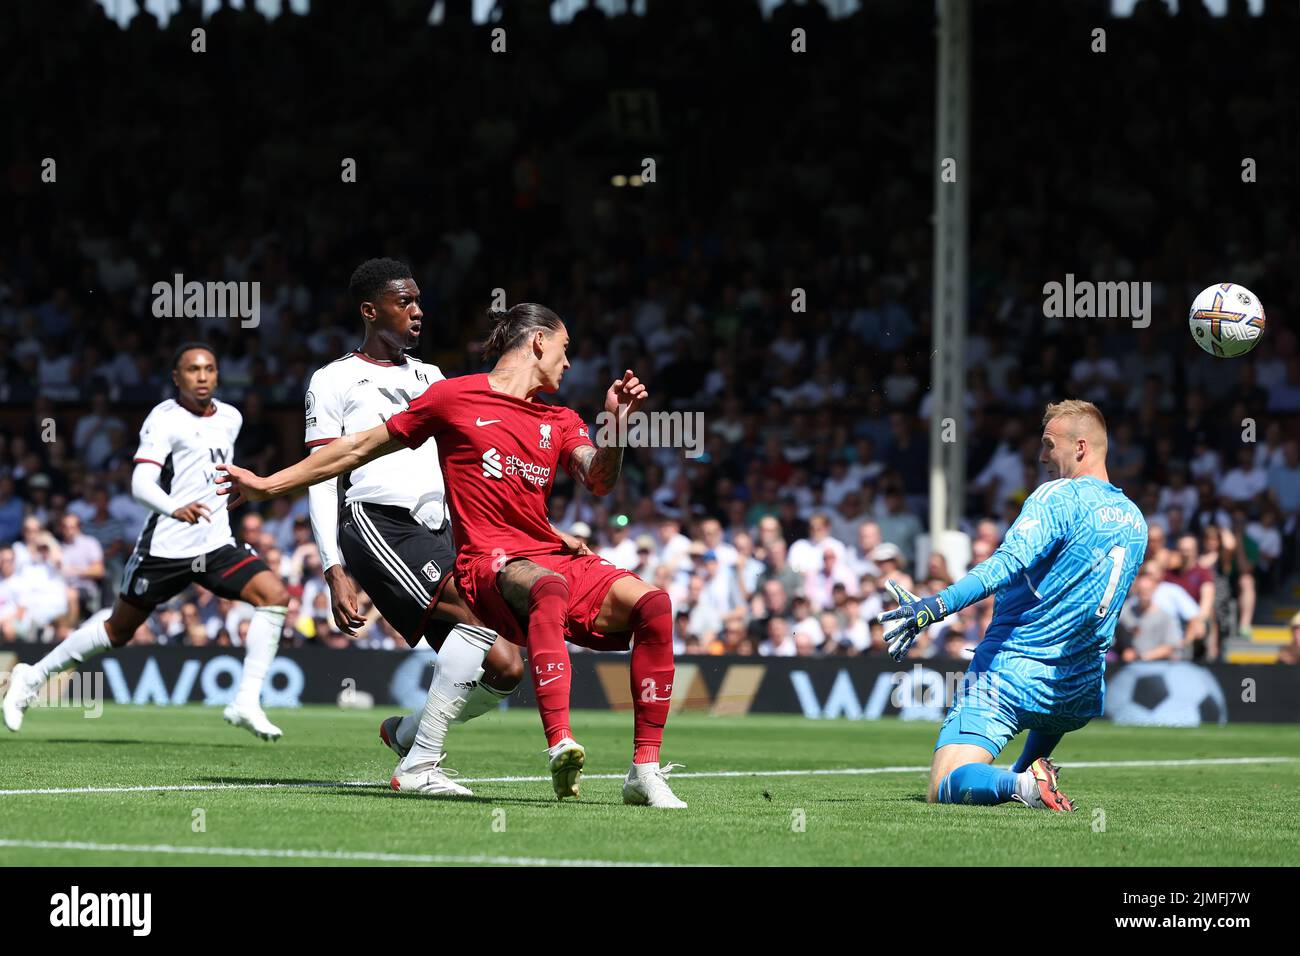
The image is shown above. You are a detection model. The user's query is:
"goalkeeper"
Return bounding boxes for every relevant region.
[878,401,1146,811]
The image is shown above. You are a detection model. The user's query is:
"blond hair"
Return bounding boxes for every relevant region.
[1042,399,1108,455]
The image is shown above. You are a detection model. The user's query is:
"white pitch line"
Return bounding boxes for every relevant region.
[0,756,1291,797]
[0,839,686,868]
[0,780,380,797]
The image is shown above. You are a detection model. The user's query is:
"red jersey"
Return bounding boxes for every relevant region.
[385,373,593,562]
[1165,565,1212,601]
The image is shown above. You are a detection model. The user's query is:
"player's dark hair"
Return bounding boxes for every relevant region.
[172,341,216,370]
[348,258,413,307]
[483,303,564,360]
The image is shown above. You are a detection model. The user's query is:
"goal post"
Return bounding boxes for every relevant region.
[929,0,971,547]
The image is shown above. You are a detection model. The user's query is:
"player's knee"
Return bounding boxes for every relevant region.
[629,588,672,637]
[502,650,525,687]
[528,574,569,608]
[254,581,291,607]
[928,755,958,803]
[483,633,525,688]
[929,763,961,803]
[486,647,525,689]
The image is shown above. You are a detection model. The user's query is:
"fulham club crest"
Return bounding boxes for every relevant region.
[421,560,442,584]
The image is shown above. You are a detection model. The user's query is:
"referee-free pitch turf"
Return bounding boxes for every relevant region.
[1,705,1297,866]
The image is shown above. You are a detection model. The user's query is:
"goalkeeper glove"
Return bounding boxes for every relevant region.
[877,578,949,662]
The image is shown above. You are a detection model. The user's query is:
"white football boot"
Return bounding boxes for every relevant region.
[2,663,41,732]
[222,703,283,741]
[378,715,410,760]
[390,754,472,797]
[623,761,687,809]
[545,737,586,800]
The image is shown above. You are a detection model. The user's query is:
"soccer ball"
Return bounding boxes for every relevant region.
[1105,662,1228,728]
[1188,282,1265,358]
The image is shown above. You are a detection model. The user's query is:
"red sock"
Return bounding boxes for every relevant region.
[526,576,572,747]
[628,589,674,765]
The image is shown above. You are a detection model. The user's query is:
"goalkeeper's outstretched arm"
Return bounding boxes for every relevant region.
[879,485,1074,659]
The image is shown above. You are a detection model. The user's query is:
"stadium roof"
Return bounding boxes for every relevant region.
[93,0,1267,30]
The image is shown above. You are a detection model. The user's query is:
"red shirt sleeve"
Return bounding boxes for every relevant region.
[386,380,449,449]
[556,407,594,472]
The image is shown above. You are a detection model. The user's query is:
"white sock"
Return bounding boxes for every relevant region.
[400,624,492,770]
[234,605,286,711]
[455,680,513,723]
[401,688,463,771]
[31,609,114,685]
[1014,769,1038,804]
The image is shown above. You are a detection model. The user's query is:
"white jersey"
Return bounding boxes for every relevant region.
[132,398,241,559]
[305,351,448,529]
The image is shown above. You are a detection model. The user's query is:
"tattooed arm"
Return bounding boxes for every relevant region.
[567,444,623,497]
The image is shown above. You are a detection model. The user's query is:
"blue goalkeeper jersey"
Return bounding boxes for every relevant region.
[942,476,1147,713]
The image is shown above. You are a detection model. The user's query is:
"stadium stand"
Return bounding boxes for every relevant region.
[2,0,1299,663]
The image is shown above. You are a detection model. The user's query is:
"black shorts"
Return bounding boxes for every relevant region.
[120,542,270,610]
[338,501,458,649]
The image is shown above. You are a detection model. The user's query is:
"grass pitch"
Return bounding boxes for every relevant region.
[0,705,1296,866]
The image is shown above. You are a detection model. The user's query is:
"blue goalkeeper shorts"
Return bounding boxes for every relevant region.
[935,668,1094,758]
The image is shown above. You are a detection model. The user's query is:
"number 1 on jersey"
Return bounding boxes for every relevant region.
[1096,545,1126,618]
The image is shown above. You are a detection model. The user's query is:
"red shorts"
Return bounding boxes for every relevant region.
[456,551,638,650]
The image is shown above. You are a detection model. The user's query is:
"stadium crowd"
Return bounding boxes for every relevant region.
[3,0,1300,664]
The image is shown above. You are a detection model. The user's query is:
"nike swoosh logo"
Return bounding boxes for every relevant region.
[476,418,502,427]
[538,676,564,687]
